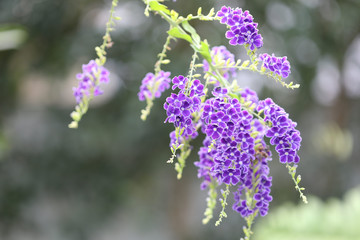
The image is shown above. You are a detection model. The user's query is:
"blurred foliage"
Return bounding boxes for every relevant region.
[254,187,360,240]
[313,121,353,161]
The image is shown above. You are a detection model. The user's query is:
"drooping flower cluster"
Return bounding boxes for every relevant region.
[217,6,263,50]
[134,4,304,237]
[164,76,205,140]
[233,142,273,217]
[257,98,302,164]
[138,71,171,101]
[195,87,273,217]
[73,60,110,103]
[195,86,303,219]
[259,53,291,78]
[203,46,237,82]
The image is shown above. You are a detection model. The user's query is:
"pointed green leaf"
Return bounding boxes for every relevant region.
[167,27,192,43]
[182,20,200,45]
[199,40,212,63]
[149,1,170,14]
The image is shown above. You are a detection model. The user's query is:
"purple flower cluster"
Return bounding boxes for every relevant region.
[164,76,205,140]
[217,6,263,50]
[257,98,301,164]
[203,46,237,82]
[138,71,171,101]
[195,87,273,216]
[73,60,110,103]
[259,53,291,78]
[233,143,273,217]
[240,87,259,105]
[195,87,303,219]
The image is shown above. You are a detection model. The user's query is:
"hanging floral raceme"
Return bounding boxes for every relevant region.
[137,3,306,238]
[68,1,308,239]
[73,60,110,103]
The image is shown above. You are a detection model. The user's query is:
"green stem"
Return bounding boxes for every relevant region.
[215,185,230,226]
[188,50,198,81]
[155,32,173,74]
[99,0,119,53]
[286,163,308,204]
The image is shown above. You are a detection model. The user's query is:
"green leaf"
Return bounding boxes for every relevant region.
[199,40,212,63]
[167,27,192,43]
[170,9,179,20]
[148,1,170,14]
[181,20,200,45]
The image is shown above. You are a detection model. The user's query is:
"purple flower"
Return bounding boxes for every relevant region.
[190,79,205,96]
[212,87,228,97]
[73,60,110,103]
[194,87,302,224]
[164,75,204,145]
[218,6,263,50]
[259,98,302,164]
[236,132,254,149]
[240,87,259,104]
[222,169,241,185]
[206,124,223,139]
[216,6,234,24]
[210,111,230,128]
[138,71,171,101]
[259,53,291,78]
[266,127,287,142]
[172,75,188,90]
[249,32,263,50]
[237,110,253,126]
[202,103,215,123]
[234,200,254,217]
[226,28,242,46]
[278,148,298,163]
[254,192,273,208]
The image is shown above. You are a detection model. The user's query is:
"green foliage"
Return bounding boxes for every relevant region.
[167,27,193,44]
[253,187,360,240]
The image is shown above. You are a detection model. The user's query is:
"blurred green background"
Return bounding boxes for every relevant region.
[0,0,360,239]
